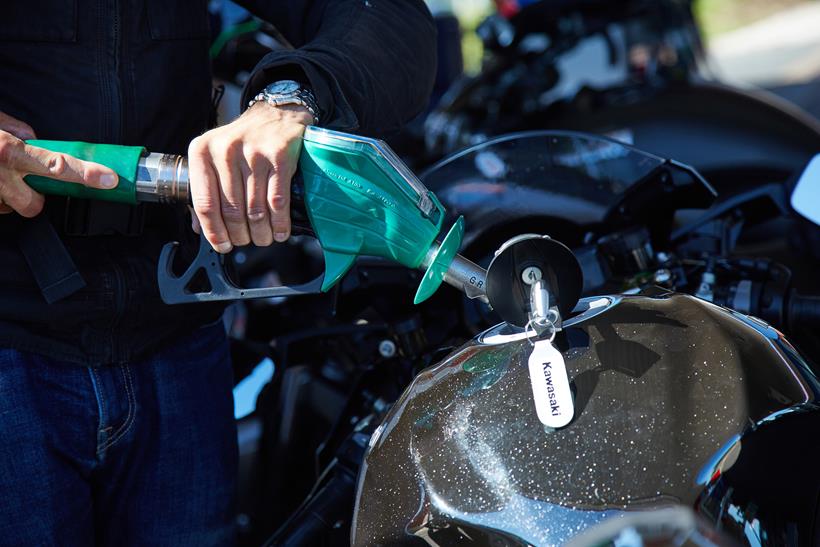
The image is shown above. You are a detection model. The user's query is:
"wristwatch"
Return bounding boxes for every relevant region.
[248,80,321,125]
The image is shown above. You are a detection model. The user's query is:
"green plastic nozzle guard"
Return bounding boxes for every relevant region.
[22,140,145,204]
[414,216,464,304]
[299,127,447,292]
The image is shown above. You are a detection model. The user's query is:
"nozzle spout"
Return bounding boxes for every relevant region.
[419,241,488,304]
[439,250,488,303]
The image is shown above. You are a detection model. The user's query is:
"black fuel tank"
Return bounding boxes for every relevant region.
[352,292,820,546]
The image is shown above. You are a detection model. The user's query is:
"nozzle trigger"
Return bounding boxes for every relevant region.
[158,235,325,304]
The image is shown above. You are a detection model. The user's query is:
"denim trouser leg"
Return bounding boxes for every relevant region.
[0,321,237,547]
[0,353,97,546]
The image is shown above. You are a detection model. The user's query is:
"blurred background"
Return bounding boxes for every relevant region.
[438,0,820,117]
[702,0,820,117]
[211,0,820,150]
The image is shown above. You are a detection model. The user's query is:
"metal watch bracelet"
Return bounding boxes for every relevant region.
[248,87,320,125]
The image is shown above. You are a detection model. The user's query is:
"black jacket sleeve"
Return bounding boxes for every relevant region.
[237,0,437,137]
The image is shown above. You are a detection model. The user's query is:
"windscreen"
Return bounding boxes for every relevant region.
[421,131,666,227]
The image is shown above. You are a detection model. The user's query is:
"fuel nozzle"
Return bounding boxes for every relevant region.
[23,131,496,308]
[157,127,494,306]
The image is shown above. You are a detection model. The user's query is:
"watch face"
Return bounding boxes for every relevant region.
[265,80,300,95]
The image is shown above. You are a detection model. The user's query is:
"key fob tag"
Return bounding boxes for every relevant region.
[528,339,574,428]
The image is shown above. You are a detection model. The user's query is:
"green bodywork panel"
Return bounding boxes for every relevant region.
[23,140,144,204]
[299,127,447,292]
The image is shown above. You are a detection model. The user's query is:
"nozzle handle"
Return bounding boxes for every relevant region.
[23,140,144,204]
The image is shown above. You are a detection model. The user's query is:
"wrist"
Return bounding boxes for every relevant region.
[247,101,315,126]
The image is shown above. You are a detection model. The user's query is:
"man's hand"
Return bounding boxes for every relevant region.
[187,103,313,253]
[0,111,120,217]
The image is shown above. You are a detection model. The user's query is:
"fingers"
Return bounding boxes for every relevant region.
[268,167,291,243]
[215,144,251,247]
[189,137,232,254]
[246,152,273,246]
[0,113,117,218]
[267,133,303,243]
[20,143,118,189]
[0,132,44,217]
[0,173,45,218]
[0,133,118,190]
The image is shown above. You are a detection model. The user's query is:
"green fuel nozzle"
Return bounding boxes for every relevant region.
[24,128,488,305]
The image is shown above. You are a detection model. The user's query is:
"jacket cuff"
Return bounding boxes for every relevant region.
[241,51,359,131]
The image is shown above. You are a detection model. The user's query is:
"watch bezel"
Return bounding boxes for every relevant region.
[264,80,300,96]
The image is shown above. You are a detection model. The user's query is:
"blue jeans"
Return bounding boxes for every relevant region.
[0,321,237,546]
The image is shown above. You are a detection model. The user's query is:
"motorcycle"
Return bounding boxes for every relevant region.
[351,132,820,546]
[248,131,818,546]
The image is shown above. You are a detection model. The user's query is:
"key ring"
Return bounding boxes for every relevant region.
[525,318,556,346]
